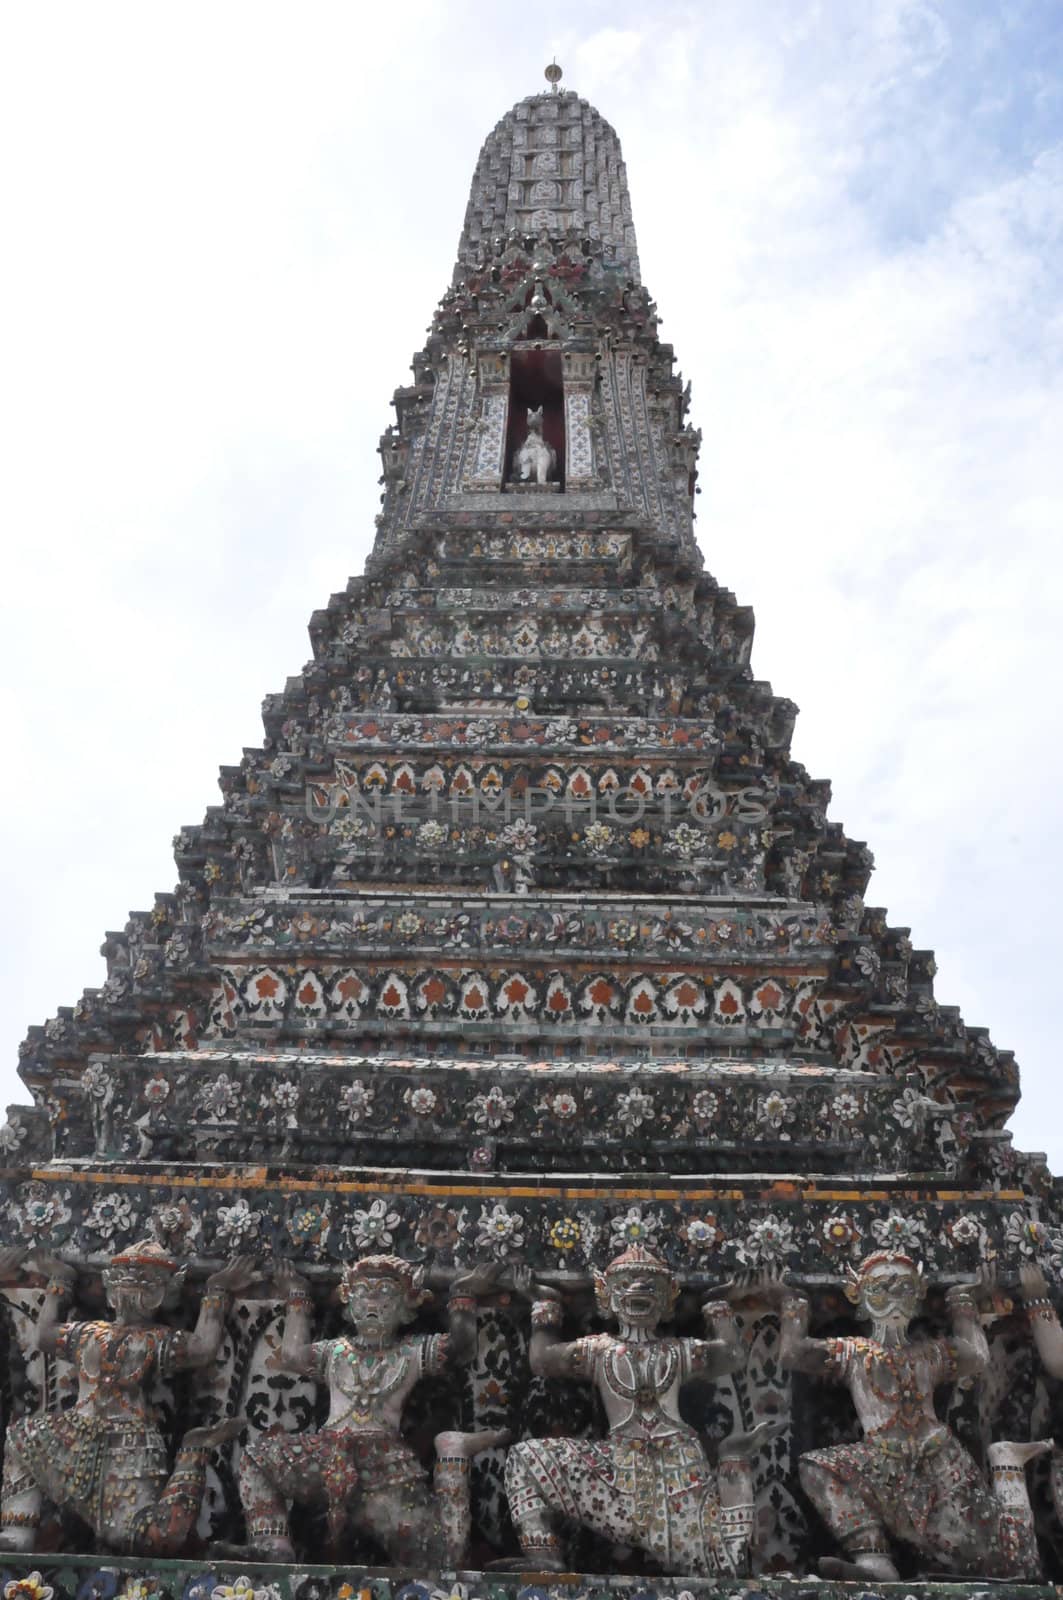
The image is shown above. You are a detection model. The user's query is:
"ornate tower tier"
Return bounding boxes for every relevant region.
[2,75,1061,1600]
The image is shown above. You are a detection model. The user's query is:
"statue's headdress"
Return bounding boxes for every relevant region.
[594,1243,678,1316]
[338,1254,429,1309]
[844,1249,924,1305]
[103,1237,186,1307]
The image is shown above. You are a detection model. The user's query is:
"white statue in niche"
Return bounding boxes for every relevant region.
[513,407,556,485]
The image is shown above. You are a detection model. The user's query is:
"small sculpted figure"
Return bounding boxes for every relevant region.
[0,1241,251,1554]
[504,1245,782,1574]
[781,1250,1050,1581]
[232,1256,508,1563]
[513,408,556,485]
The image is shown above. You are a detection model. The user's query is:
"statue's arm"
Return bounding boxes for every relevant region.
[444,1263,504,1367]
[529,1327,592,1381]
[274,1263,319,1374]
[1020,1264,1063,1378]
[520,1282,590,1380]
[183,1256,256,1368]
[779,1290,836,1376]
[24,1253,76,1356]
[945,1283,989,1378]
[687,1298,744,1377]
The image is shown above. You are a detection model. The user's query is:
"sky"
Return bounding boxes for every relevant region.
[1,0,1061,1163]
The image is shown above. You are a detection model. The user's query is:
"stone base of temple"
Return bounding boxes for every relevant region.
[0,1556,1058,1600]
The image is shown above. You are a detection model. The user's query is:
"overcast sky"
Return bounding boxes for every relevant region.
[2,0,1061,1166]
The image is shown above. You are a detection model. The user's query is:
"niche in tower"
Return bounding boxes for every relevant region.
[504,343,565,489]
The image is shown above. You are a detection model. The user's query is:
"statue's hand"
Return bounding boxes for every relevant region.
[273,1260,311,1300]
[508,1265,562,1304]
[206,1255,258,1296]
[728,1266,793,1307]
[30,1252,76,1286]
[0,1246,28,1284]
[450,1262,505,1300]
[1020,1262,1050,1301]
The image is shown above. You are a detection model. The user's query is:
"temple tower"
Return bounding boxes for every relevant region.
[1,73,1059,1593]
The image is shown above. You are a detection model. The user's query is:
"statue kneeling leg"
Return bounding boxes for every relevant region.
[238,1425,503,1564]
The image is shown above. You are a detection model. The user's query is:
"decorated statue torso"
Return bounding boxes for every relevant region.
[825,1335,959,1438]
[56,1320,186,1426]
[571,1333,707,1440]
[309,1333,449,1434]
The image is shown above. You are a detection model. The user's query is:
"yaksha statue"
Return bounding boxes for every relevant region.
[782,1250,1050,1581]
[0,1242,251,1554]
[504,1245,781,1574]
[232,1256,508,1563]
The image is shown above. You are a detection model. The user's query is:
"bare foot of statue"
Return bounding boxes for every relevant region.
[0,1532,37,1554]
[211,1534,297,1562]
[485,1554,570,1573]
[722,1415,787,1458]
[820,1553,900,1581]
[435,1426,512,1458]
[184,1417,245,1449]
[987,1437,1053,1469]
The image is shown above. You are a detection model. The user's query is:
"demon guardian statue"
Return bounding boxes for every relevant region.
[503,1244,782,1574]
[782,1250,1050,1581]
[0,1243,252,1555]
[229,1256,508,1563]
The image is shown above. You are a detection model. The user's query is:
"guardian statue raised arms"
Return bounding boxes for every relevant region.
[781,1251,1050,1581]
[0,1242,251,1555]
[504,1245,782,1574]
[230,1256,508,1564]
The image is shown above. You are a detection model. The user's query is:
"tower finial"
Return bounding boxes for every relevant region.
[545,59,562,94]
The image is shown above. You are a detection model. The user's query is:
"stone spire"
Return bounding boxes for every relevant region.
[0,79,1054,1589]
[455,85,641,283]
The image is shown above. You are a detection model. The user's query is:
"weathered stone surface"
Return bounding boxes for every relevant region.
[1,76,1060,1588]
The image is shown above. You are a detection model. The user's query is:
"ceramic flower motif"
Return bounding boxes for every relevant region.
[547,1216,583,1257]
[821,1212,861,1253]
[211,1579,281,1600]
[405,1085,438,1117]
[475,1201,525,1258]
[737,1213,795,1265]
[1004,1210,1049,1258]
[215,1198,262,1249]
[346,1197,402,1251]
[4,1573,54,1600]
[84,1191,138,1242]
[756,1090,795,1137]
[829,1089,863,1124]
[339,1080,375,1124]
[270,1079,300,1126]
[945,1213,987,1251]
[287,1201,331,1256]
[14,1181,71,1240]
[681,1214,725,1255]
[615,1088,655,1133]
[871,1211,927,1252]
[690,1088,719,1125]
[609,1205,661,1248]
[541,1090,578,1120]
[197,1073,241,1120]
[470,1086,515,1129]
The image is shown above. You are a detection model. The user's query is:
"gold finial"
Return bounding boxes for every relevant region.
[545,60,562,93]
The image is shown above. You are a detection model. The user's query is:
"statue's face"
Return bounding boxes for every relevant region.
[344,1272,409,1338]
[608,1268,669,1329]
[105,1274,167,1323]
[859,1263,921,1329]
